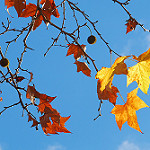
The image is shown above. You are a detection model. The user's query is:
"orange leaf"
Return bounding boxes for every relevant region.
[74,61,91,77]
[21,2,54,30]
[111,88,149,133]
[21,3,37,17]
[125,18,138,34]
[66,44,86,60]
[97,80,119,105]
[26,85,40,104]
[40,0,60,18]
[5,0,26,17]
[28,114,39,128]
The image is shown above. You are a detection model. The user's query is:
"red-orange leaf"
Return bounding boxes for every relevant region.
[5,0,26,17]
[66,44,86,60]
[125,18,138,34]
[14,76,25,82]
[74,61,91,77]
[26,85,40,104]
[28,114,39,128]
[97,80,119,105]
[21,3,37,17]
[40,0,60,18]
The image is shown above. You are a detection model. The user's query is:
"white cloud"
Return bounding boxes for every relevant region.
[47,144,66,150]
[118,141,140,150]
[146,34,150,49]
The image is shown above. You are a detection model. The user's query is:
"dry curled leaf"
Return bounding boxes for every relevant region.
[125,18,138,34]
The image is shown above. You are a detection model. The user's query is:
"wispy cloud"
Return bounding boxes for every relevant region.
[145,34,150,49]
[118,141,140,150]
[47,144,66,150]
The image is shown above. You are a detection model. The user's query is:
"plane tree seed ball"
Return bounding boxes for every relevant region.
[87,35,97,44]
[0,58,9,67]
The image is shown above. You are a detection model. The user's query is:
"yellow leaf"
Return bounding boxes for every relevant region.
[95,56,128,91]
[127,49,150,94]
[133,48,150,62]
[111,88,149,133]
[95,67,114,91]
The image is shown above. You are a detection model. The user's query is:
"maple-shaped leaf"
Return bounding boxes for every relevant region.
[5,0,26,17]
[39,106,71,135]
[127,49,150,94]
[66,44,86,60]
[97,80,119,105]
[40,0,60,18]
[21,0,59,30]
[95,56,129,91]
[51,116,71,133]
[28,114,39,129]
[74,61,91,77]
[26,85,40,104]
[125,18,138,34]
[111,88,149,133]
[40,114,71,135]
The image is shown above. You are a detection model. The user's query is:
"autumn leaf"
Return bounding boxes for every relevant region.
[111,88,149,133]
[14,76,25,82]
[74,61,91,77]
[95,56,129,91]
[97,80,119,105]
[21,0,60,30]
[26,85,40,104]
[40,0,60,18]
[29,72,33,84]
[5,0,26,17]
[125,18,138,34]
[66,44,86,60]
[127,49,150,94]
[28,114,39,129]
[20,3,37,18]
[39,106,70,135]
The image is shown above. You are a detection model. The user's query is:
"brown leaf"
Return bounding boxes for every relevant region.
[28,114,39,128]
[66,44,86,60]
[74,61,91,77]
[26,85,40,104]
[97,80,119,105]
[125,18,138,34]
[40,0,60,18]
[5,0,26,17]
[29,72,33,84]
[21,3,37,17]
[14,76,25,82]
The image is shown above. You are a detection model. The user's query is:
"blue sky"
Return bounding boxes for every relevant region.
[0,0,150,150]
